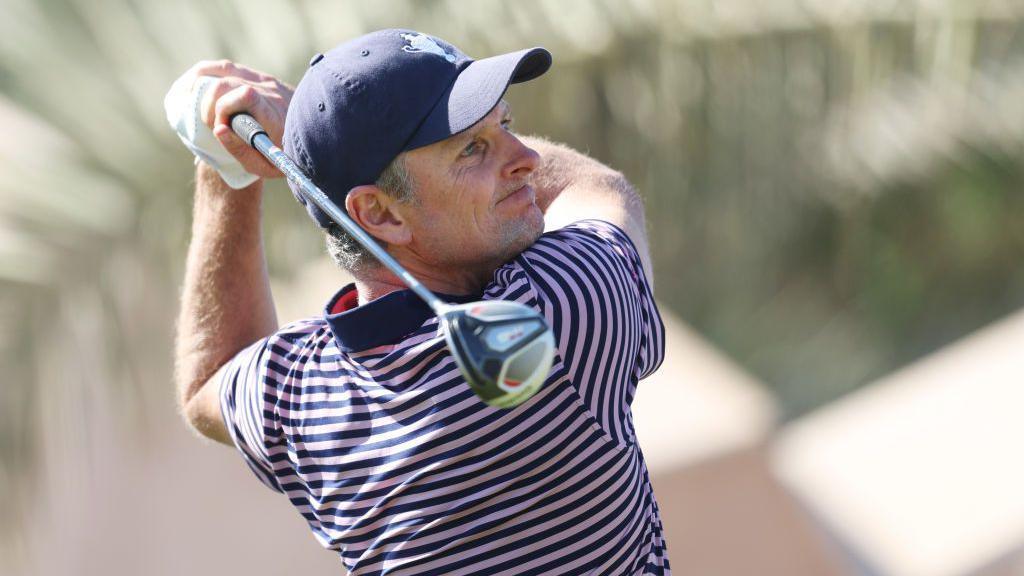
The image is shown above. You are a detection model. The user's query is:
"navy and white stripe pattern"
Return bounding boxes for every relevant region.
[220,220,669,574]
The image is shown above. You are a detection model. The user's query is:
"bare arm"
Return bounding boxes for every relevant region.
[522,136,654,281]
[172,61,292,444]
[175,165,276,444]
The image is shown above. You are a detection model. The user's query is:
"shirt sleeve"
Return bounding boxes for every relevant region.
[498,219,665,445]
[218,335,285,493]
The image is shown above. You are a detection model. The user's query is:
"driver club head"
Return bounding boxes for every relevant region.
[440,300,556,408]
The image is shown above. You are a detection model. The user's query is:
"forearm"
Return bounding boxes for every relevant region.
[521,135,653,280]
[174,163,278,409]
[520,135,628,213]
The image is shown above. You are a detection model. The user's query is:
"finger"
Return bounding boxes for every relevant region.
[212,86,282,177]
[212,84,288,147]
[189,59,275,84]
[212,84,262,134]
[212,122,280,178]
[212,84,259,151]
[212,122,277,175]
[199,77,244,128]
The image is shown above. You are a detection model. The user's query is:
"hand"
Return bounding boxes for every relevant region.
[165,60,293,184]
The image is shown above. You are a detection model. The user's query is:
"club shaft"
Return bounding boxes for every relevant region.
[242,125,447,314]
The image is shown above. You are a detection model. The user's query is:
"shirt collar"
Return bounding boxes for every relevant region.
[323,283,480,352]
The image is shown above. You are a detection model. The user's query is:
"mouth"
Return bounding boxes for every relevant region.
[497,184,534,206]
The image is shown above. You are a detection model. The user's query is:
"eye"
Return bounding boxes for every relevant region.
[501,116,514,130]
[460,138,484,158]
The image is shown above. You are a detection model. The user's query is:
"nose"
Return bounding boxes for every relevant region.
[501,133,540,181]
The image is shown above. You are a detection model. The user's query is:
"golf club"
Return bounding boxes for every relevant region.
[230,113,555,408]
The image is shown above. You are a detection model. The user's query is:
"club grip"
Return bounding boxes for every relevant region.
[230,113,267,147]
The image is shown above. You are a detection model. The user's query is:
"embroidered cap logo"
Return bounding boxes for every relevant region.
[400,33,456,63]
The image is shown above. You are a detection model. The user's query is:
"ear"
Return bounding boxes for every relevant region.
[345,185,412,246]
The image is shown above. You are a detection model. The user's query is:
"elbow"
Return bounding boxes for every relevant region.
[592,169,637,197]
[182,394,211,434]
[174,355,233,444]
[173,358,206,428]
[179,377,233,445]
[596,171,643,213]
[173,358,195,413]
[174,374,200,431]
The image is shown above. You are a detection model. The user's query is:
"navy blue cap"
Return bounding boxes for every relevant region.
[284,29,552,228]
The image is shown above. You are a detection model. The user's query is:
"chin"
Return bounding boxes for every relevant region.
[498,208,544,260]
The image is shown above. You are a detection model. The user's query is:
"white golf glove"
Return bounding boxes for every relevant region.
[164,73,259,189]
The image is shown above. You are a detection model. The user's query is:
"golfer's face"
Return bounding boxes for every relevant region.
[403,101,543,269]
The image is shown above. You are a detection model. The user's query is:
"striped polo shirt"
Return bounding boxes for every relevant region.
[220,220,669,575]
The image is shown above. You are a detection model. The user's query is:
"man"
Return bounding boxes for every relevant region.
[171,29,668,574]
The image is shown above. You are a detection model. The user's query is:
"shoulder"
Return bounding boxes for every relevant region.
[223,316,336,397]
[486,218,649,310]
[271,316,331,341]
[540,219,637,250]
[266,316,333,352]
[518,219,645,279]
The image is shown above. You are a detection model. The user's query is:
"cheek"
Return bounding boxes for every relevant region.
[421,168,503,239]
[414,192,488,251]
[453,176,499,227]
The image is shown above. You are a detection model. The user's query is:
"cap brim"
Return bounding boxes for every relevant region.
[404,47,552,150]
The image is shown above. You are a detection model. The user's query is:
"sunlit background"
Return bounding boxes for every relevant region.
[2,0,1023,575]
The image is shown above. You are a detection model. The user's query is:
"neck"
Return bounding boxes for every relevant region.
[354,261,491,306]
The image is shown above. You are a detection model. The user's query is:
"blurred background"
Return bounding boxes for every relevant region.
[1,0,1022,574]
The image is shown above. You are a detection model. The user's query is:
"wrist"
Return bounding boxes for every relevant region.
[196,161,264,198]
[192,162,265,237]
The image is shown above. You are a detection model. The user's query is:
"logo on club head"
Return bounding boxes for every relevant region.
[485,324,527,352]
[400,33,456,63]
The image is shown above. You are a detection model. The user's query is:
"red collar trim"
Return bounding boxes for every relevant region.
[329,287,360,315]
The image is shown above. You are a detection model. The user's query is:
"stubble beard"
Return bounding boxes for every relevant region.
[494,204,544,263]
[491,178,544,260]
